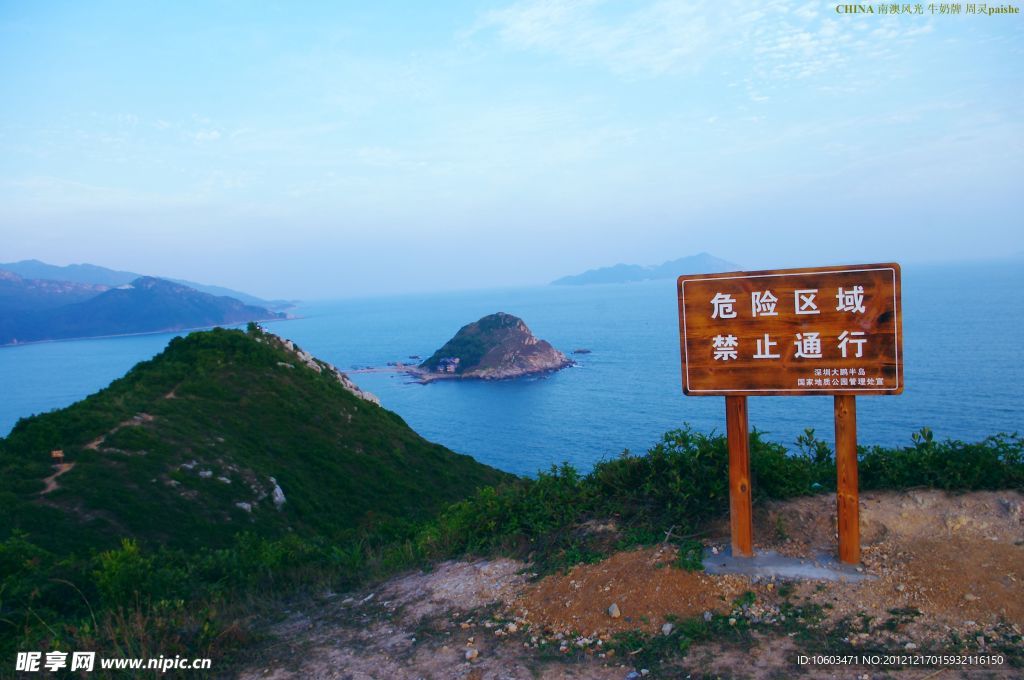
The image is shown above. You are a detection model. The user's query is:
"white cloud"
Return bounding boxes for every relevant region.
[474,0,934,91]
[193,129,221,142]
[473,0,713,76]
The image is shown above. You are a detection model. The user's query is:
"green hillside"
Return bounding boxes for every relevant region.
[0,325,509,555]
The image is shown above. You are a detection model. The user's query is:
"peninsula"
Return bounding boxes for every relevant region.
[415,312,572,382]
[0,273,285,346]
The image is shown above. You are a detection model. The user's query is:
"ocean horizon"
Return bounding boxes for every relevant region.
[2,260,1022,477]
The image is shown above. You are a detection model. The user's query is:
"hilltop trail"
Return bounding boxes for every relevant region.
[239,490,1023,679]
[84,412,155,451]
[40,462,75,495]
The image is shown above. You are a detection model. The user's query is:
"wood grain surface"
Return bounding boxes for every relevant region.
[677,263,903,396]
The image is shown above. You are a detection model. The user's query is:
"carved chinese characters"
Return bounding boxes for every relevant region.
[677,264,903,396]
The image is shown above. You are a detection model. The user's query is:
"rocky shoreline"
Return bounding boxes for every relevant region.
[405,360,574,384]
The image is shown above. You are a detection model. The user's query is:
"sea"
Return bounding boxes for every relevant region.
[2,261,1021,477]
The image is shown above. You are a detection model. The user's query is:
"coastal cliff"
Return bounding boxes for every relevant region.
[417,312,572,381]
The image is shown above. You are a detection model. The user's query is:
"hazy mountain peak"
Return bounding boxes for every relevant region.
[552,253,741,285]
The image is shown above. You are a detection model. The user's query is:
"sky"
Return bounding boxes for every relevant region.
[1,0,1021,299]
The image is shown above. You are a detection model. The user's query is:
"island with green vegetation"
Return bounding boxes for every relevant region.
[414,312,573,382]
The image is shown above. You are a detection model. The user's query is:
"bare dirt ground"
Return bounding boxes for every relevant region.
[39,462,75,494]
[83,411,156,451]
[238,490,1023,679]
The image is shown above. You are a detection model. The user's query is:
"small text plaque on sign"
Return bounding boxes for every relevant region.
[677,263,903,397]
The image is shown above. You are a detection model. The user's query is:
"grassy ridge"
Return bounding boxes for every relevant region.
[0,325,514,668]
[0,326,509,555]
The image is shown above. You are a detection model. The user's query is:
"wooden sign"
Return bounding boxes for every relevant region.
[676,263,904,565]
[677,263,902,396]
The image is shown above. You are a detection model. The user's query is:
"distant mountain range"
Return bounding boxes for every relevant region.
[0,259,288,309]
[552,252,740,285]
[0,269,285,346]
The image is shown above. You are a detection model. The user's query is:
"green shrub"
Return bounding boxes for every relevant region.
[3,425,1022,666]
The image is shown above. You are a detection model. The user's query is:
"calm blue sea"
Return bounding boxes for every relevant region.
[2,262,1021,477]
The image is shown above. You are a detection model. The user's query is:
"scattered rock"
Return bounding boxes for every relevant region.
[464,648,478,662]
[661,622,674,636]
[275,336,380,405]
[199,469,213,479]
[608,603,621,618]
[269,477,286,509]
[905,642,917,651]
[235,502,252,513]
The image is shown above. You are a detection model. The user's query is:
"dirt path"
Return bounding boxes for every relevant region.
[84,412,155,450]
[40,462,75,494]
[238,490,1024,679]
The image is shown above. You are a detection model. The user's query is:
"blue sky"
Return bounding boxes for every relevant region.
[1,1,1021,298]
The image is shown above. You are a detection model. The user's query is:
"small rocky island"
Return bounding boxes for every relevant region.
[415,312,572,382]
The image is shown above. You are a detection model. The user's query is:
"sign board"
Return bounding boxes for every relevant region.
[677,263,902,397]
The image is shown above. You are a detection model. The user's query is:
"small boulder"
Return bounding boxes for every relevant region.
[269,476,286,510]
[608,603,621,618]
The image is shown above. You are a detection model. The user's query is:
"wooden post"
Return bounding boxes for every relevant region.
[834,395,860,564]
[725,396,753,558]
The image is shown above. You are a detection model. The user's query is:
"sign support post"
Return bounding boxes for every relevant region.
[677,263,903,565]
[834,395,859,564]
[725,396,754,557]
